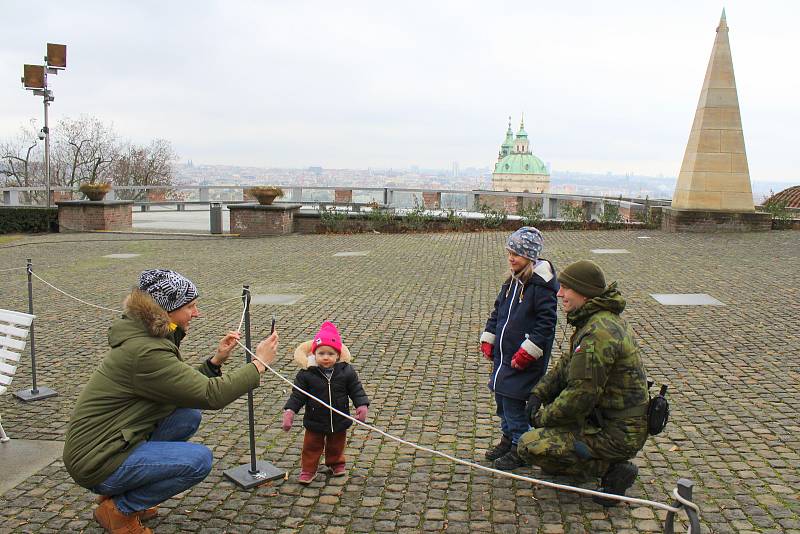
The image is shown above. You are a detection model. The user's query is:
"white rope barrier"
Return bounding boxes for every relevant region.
[25,269,695,519]
[31,272,123,313]
[0,265,30,273]
[672,487,701,514]
[235,338,683,513]
[29,272,246,313]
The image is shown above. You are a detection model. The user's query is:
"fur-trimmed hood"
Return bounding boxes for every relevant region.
[119,289,174,339]
[293,340,352,369]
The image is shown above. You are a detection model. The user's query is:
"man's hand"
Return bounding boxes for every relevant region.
[212,331,241,366]
[532,410,543,428]
[355,405,368,423]
[253,331,279,373]
[525,394,542,424]
[480,342,494,361]
[282,409,294,432]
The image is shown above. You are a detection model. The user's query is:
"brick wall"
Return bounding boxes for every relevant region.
[662,208,772,233]
[57,202,133,232]
[334,189,353,204]
[229,205,300,236]
[476,194,523,215]
[422,192,441,209]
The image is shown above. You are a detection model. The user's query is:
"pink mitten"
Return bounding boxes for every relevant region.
[355,405,368,423]
[282,409,295,431]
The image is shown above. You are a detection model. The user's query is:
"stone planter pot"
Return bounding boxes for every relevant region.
[79,183,112,202]
[253,193,278,205]
[245,187,284,206]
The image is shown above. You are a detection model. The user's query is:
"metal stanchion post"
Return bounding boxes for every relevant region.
[224,285,284,489]
[664,478,702,533]
[14,259,57,401]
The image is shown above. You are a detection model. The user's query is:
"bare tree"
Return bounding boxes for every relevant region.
[112,139,178,201]
[51,115,119,188]
[0,124,47,203]
[2,115,178,202]
[0,123,42,187]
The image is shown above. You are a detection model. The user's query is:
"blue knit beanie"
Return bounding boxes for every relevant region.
[506,227,544,261]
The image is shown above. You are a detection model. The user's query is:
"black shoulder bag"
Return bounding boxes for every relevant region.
[647,383,670,435]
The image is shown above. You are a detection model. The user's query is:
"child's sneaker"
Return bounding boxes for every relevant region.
[331,464,347,477]
[298,471,317,484]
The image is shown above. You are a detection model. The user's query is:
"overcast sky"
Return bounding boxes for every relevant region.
[2,1,798,182]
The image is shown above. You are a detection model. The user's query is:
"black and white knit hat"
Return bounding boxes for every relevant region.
[138,269,198,312]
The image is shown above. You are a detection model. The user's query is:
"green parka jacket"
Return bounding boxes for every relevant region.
[531,284,649,454]
[63,289,261,488]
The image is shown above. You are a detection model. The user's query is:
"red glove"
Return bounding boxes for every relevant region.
[282,409,294,431]
[511,347,536,370]
[481,342,494,361]
[355,405,368,422]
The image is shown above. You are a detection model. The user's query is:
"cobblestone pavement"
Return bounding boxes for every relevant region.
[0,229,798,533]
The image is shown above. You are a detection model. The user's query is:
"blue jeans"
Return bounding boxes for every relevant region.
[495,393,530,445]
[92,408,212,515]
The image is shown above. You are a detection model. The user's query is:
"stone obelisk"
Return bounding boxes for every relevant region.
[664,10,771,231]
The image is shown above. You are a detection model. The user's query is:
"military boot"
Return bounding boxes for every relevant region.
[485,435,512,461]
[494,448,524,471]
[592,461,638,507]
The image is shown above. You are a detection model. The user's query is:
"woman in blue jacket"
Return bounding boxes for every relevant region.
[480,227,559,470]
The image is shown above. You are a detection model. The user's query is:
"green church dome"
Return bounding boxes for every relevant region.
[494,153,547,175]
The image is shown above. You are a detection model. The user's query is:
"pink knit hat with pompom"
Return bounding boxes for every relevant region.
[310,321,343,354]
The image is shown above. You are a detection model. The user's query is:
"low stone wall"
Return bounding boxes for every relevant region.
[56,200,133,232]
[294,212,647,235]
[228,203,302,236]
[661,208,772,233]
[773,218,800,230]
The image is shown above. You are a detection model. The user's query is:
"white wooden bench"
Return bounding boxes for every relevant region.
[0,308,35,442]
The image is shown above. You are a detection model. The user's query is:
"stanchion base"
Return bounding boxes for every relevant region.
[13,387,58,402]
[223,460,285,489]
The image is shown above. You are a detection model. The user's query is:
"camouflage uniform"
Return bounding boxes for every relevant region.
[518,283,649,478]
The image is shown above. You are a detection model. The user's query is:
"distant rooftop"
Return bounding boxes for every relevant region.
[769,185,800,208]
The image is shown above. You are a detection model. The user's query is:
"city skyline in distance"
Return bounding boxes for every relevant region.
[2,1,798,184]
[173,161,787,203]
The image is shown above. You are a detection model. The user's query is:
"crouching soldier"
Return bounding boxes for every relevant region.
[518,260,649,506]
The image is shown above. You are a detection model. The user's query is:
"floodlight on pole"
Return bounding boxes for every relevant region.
[21,43,66,208]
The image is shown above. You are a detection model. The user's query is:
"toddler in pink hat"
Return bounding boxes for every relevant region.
[282,321,370,484]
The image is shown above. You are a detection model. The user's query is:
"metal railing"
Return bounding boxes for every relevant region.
[0,185,670,221]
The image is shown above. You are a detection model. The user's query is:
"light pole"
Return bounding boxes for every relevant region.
[21,43,66,208]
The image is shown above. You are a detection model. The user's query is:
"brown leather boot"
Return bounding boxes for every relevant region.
[93,497,153,533]
[96,495,158,521]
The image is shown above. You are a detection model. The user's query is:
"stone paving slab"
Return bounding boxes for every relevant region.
[650,294,725,306]
[0,439,63,496]
[0,229,798,533]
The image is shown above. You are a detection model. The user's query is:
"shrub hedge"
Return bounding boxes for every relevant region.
[0,207,59,234]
